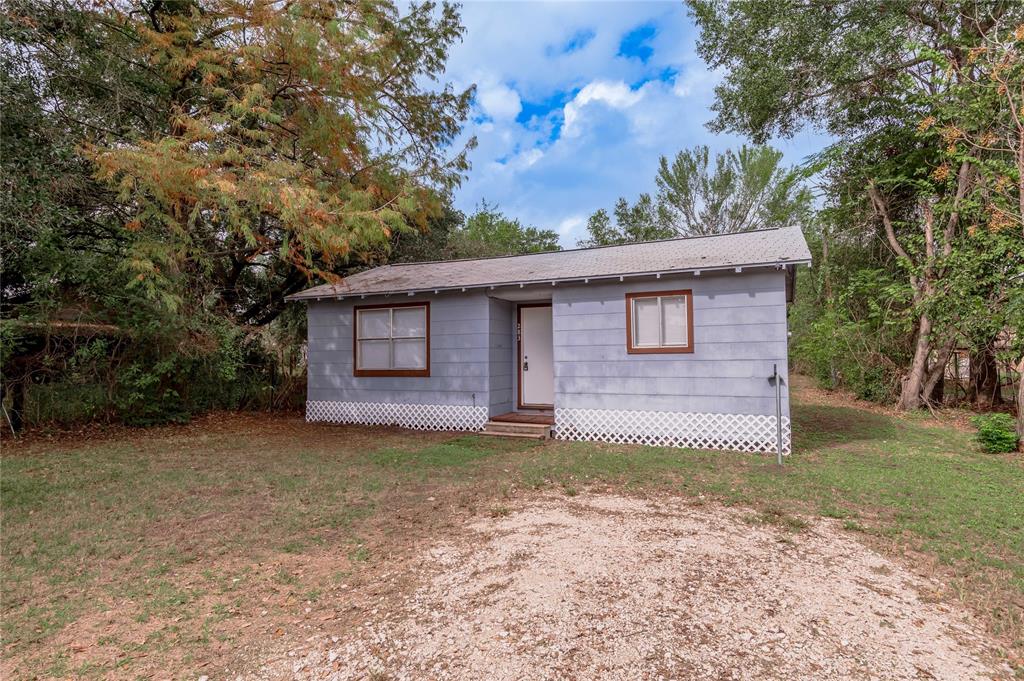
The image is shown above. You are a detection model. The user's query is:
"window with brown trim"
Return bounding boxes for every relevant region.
[625,290,694,354]
[353,302,430,377]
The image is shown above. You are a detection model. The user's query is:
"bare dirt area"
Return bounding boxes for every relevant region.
[789,374,979,433]
[266,494,1009,681]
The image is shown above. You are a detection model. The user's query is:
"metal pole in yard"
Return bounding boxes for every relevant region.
[1,402,15,437]
[774,363,783,465]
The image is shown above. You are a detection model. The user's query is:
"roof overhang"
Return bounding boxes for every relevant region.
[286,259,811,302]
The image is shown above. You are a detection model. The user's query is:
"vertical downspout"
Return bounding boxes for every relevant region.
[774,363,783,465]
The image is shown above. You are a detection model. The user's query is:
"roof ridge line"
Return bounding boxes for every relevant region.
[387,225,792,268]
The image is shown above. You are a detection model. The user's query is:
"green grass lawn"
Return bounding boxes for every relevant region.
[2,391,1022,677]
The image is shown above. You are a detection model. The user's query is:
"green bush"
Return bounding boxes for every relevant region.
[971,413,1019,453]
[4,308,307,430]
[24,382,110,427]
[848,365,895,403]
[113,320,266,426]
[114,360,192,427]
[791,309,901,404]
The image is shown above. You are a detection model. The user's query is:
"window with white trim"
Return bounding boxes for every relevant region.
[354,303,429,376]
[626,290,693,354]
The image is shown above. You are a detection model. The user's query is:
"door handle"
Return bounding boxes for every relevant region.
[524,356,529,371]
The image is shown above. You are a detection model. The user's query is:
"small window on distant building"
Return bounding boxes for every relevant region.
[625,291,693,354]
[354,303,429,376]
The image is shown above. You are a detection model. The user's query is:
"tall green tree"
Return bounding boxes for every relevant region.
[579,144,809,247]
[930,22,1024,441]
[656,145,811,236]
[579,195,674,247]
[1,0,473,427]
[449,201,560,257]
[386,206,464,264]
[4,0,473,324]
[690,0,1024,413]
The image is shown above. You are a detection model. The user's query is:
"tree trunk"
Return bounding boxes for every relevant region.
[5,379,26,433]
[921,337,956,407]
[928,373,945,405]
[900,314,932,411]
[968,345,1002,409]
[868,184,935,413]
[1016,356,1024,452]
[821,226,832,300]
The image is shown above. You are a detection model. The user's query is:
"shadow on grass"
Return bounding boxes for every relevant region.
[367,435,539,470]
[792,404,898,451]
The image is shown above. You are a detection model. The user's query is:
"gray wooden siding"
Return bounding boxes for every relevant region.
[487,298,515,415]
[306,292,492,408]
[305,269,792,422]
[551,270,790,416]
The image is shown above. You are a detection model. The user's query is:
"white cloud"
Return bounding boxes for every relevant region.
[513,147,544,169]
[562,80,644,137]
[672,65,720,98]
[478,81,522,121]
[557,214,585,236]
[432,2,831,248]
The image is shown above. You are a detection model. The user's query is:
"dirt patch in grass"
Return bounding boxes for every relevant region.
[789,374,978,433]
[271,494,1011,681]
[1,410,451,460]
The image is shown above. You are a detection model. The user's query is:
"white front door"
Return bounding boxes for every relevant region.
[519,305,554,407]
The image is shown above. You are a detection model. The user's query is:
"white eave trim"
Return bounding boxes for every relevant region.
[286,259,812,301]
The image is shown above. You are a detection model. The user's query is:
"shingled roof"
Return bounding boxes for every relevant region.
[288,225,811,300]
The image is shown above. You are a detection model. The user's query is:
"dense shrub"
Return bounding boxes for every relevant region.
[970,414,1018,453]
[848,365,896,404]
[788,231,913,406]
[791,308,902,404]
[3,308,307,430]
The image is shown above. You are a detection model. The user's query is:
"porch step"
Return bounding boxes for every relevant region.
[480,420,552,440]
[480,430,549,441]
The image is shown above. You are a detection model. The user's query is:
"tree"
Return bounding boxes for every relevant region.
[387,206,464,264]
[1,0,474,427]
[656,145,811,236]
[2,1,150,317]
[449,201,560,257]
[932,22,1024,442]
[6,0,473,324]
[578,195,674,247]
[690,0,1024,412]
[579,144,809,247]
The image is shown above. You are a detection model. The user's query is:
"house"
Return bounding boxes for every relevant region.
[287,225,812,454]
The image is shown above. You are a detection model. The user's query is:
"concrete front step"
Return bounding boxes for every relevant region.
[480,420,552,440]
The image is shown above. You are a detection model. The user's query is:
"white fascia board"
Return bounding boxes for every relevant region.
[286,259,812,301]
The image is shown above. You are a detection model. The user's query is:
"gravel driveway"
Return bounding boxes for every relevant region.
[265,494,1007,680]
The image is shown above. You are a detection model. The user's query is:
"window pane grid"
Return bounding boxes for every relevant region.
[630,293,690,351]
[632,296,660,347]
[356,306,428,372]
[661,295,687,346]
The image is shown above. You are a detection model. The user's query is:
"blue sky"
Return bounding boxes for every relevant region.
[441,1,828,247]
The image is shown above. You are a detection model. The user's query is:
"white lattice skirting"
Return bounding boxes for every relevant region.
[554,408,792,454]
[306,401,489,432]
